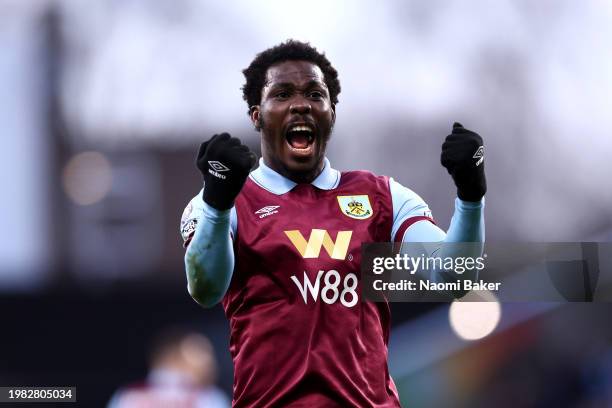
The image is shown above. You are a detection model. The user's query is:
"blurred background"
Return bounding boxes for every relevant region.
[1,0,611,406]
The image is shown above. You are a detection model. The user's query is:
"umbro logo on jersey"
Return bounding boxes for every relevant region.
[208,161,230,179]
[473,146,484,166]
[255,205,280,219]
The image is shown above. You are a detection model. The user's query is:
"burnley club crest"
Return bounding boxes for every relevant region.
[337,195,373,220]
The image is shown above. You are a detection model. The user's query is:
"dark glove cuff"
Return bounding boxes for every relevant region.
[457,188,485,202]
[203,190,234,211]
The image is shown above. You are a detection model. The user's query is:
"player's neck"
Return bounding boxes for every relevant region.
[264,159,324,185]
[287,169,321,184]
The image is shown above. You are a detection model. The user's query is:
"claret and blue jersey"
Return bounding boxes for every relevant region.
[182,158,439,246]
[181,158,483,407]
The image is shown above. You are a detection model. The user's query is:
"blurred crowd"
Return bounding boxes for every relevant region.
[108,328,229,408]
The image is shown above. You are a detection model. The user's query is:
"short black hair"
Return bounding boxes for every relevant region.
[242,40,341,114]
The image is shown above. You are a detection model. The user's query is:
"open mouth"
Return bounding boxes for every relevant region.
[285,124,315,154]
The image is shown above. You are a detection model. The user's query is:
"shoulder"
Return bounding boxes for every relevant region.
[389,177,435,240]
[338,170,427,209]
[340,170,391,188]
[388,178,427,204]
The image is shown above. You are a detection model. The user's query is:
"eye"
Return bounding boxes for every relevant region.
[308,91,324,99]
[275,91,290,99]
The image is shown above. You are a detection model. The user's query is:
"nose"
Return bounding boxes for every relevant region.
[289,98,311,114]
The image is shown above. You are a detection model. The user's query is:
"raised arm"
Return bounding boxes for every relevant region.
[392,123,486,294]
[182,133,255,307]
[184,204,235,307]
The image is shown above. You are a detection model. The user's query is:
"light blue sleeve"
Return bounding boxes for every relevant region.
[390,178,484,243]
[181,191,236,307]
[444,198,485,242]
[401,198,485,243]
[392,180,485,293]
[180,189,237,244]
[389,178,434,241]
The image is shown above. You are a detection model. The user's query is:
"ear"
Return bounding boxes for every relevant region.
[250,106,261,131]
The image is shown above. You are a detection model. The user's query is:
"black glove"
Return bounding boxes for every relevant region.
[196,133,256,210]
[440,122,486,202]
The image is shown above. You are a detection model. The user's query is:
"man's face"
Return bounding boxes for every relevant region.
[251,60,335,183]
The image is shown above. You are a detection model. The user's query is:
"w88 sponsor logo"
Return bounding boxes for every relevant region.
[290,270,358,307]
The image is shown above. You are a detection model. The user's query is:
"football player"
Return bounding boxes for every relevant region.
[180,40,485,407]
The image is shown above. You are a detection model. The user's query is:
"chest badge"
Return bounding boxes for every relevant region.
[337,195,373,220]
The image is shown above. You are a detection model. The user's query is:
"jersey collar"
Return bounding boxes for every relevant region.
[249,157,341,195]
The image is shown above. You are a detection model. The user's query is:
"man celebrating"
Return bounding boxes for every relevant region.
[180,40,485,407]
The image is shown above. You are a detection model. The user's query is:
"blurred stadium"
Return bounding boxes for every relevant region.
[1,0,611,406]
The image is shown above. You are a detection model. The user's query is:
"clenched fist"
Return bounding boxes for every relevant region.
[197,133,257,210]
[440,122,486,202]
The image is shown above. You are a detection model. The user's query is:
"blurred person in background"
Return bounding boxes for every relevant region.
[107,327,229,408]
[180,40,485,407]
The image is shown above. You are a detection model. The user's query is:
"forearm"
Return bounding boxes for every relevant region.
[433,197,485,287]
[184,203,234,307]
[401,198,484,244]
[398,122,486,296]
[444,197,485,243]
[401,198,485,295]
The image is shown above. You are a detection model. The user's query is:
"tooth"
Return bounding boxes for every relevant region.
[290,125,312,132]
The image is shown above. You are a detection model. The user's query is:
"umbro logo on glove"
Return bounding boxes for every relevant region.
[208,161,230,179]
[473,146,484,166]
[209,161,230,172]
